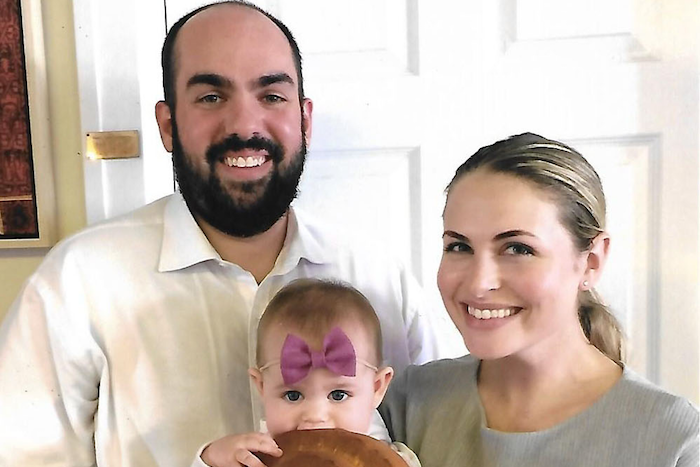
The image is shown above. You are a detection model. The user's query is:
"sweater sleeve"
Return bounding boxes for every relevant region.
[674,400,700,467]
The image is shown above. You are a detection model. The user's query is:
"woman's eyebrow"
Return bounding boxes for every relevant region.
[443,230,468,241]
[493,229,536,241]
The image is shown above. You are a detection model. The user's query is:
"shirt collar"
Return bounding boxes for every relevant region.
[158,195,332,273]
[273,207,331,274]
[159,193,220,272]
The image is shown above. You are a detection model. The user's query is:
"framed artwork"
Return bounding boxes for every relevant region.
[0,0,56,248]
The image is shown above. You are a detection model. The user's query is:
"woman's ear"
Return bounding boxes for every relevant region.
[248,368,265,397]
[580,232,611,290]
[372,366,394,408]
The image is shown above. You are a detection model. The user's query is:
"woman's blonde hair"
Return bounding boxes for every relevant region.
[446,133,624,365]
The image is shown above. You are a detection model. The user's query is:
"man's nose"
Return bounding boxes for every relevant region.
[223,95,264,140]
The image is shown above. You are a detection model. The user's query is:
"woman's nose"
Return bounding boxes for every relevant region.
[466,255,500,297]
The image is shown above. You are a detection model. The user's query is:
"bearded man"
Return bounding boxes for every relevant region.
[0,2,453,466]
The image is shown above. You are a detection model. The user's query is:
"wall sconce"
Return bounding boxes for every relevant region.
[85,130,140,160]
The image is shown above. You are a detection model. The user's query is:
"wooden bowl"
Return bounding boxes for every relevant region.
[256,429,406,466]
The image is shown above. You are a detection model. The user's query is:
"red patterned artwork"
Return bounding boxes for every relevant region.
[0,0,37,238]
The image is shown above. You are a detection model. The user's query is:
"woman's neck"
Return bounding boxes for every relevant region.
[477,326,622,432]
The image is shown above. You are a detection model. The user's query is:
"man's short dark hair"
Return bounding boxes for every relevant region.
[161,1,304,109]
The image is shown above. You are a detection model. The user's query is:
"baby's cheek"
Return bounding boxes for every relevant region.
[341,401,374,435]
[264,404,296,437]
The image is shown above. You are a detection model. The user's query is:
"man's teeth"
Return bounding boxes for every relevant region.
[468,306,517,320]
[224,156,266,168]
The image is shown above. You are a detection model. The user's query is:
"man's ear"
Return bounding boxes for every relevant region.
[249,368,265,397]
[580,232,610,290]
[372,366,394,408]
[155,100,174,152]
[301,98,313,148]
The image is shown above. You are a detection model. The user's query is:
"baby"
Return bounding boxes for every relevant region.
[201,278,419,467]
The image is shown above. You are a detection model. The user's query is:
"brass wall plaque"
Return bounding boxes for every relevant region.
[86,130,140,159]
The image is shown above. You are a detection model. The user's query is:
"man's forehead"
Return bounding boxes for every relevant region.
[182,3,264,32]
[174,4,294,69]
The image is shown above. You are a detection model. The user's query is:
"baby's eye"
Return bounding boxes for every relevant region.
[328,390,349,402]
[504,243,534,256]
[283,391,303,402]
[444,241,472,253]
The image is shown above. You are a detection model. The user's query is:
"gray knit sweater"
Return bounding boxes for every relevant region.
[380,355,699,467]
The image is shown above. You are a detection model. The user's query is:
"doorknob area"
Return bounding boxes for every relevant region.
[86,130,140,160]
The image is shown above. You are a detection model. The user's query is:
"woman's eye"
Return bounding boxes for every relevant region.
[283,391,303,402]
[328,390,349,402]
[444,242,472,253]
[504,243,534,256]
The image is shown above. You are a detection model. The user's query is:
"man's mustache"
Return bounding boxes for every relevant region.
[206,134,284,165]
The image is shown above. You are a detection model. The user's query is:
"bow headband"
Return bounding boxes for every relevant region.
[259,327,378,385]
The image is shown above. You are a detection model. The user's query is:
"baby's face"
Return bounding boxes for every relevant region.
[252,320,391,437]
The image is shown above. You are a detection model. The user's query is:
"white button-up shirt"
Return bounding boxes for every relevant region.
[0,193,457,466]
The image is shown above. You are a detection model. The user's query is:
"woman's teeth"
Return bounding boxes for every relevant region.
[468,306,519,320]
[224,156,266,168]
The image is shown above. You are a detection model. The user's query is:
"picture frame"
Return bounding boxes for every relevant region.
[0,0,56,248]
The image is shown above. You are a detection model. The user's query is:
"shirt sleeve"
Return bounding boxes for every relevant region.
[391,441,422,467]
[191,443,213,467]
[674,405,700,467]
[0,273,101,465]
[368,408,391,442]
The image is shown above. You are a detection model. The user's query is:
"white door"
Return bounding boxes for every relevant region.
[474,0,699,402]
[76,0,698,402]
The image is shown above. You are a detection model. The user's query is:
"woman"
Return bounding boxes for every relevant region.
[380,133,699,467]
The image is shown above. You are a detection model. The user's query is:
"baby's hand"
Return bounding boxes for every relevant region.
[201,432,283,467]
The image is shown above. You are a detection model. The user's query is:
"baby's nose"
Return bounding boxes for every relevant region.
[297,403,333,430]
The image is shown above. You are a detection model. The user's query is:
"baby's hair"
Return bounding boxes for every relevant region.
[257,278,383,367]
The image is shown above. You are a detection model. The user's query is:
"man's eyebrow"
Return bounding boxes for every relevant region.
[257,72,294,88]
[494,229,536,241]
[186,73,231,89]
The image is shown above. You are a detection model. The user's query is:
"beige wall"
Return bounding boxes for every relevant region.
[0,0,85,321]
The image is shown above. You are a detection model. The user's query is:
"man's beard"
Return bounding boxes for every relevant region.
[171,120,306,238]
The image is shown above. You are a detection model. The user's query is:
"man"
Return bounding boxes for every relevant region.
[0,2,456,466]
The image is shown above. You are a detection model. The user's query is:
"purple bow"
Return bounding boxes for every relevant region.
[280,327,357,385]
